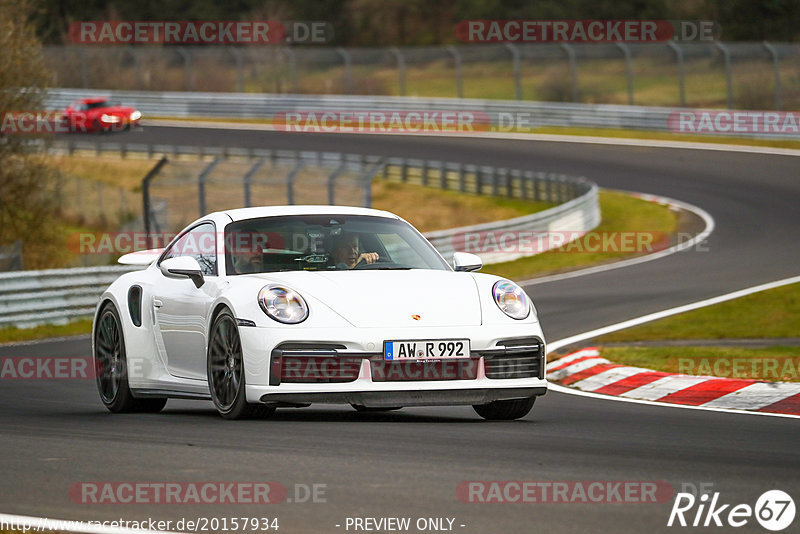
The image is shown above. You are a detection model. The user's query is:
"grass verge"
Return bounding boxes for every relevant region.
[600,282,800,341]
[0,319,93,345]
[588,282,800,382]
[372,180,553,232]
[599,346,800,383]
[484,190,678,280]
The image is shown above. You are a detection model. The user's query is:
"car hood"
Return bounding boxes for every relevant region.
[251,270,482,327]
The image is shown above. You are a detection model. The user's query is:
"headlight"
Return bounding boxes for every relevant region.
[130,110,141,120]
[258,285,308,324]
[100,114,121,123]
[492,280,530,320]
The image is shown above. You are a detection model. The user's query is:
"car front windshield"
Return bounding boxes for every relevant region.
[85,100,117,109]
[224,215,450,274]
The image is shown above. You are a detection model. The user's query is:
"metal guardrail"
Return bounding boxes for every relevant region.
[43,88,799,139]
[3,142,599,328]
[45,87,672,130]
[0,266,139,328]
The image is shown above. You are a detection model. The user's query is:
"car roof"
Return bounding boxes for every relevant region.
[80,97,109,104]
[220,205,400,222]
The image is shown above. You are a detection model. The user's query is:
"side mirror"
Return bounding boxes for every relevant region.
[453,252,483,272]
[159,256,205,288]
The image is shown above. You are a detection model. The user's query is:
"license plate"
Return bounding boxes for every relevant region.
[384,339,470,361]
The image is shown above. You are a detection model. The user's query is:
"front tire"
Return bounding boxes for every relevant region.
[94,303,166,413]
[207,310,275,420]
[473,396,536,420]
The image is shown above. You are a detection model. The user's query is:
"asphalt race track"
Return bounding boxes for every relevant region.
[1,128,798,533]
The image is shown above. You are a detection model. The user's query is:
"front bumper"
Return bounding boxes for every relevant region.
[257,387,546,408]
[239,323,547,405]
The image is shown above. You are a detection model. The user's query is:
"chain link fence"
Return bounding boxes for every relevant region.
[42,42,800,110]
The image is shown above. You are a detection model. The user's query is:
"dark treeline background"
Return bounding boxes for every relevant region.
[31,0,800,45]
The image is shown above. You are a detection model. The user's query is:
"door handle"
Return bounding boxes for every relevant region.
[153,299,163,308]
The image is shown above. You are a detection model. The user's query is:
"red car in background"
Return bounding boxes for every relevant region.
[61,97,141,133]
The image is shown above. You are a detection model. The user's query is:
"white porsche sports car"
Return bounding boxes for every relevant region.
[93,206,547,420]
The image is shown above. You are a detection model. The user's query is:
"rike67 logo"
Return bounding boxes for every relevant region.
[668,490,795,531]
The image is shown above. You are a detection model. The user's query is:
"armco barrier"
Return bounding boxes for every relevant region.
[45,88,673,132]
[44,88,800,140]
[0,181,599,328]
[0,266,139,328]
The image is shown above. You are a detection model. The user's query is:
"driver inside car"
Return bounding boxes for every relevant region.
[330,232,379,269]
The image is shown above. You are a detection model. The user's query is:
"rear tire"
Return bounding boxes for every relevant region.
[94,303,167,413]
[208,309,276,420]
[473,396,536,421]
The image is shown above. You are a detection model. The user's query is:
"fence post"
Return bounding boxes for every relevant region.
[715,42,733,109]
[141,157,169,249]
[616,43,634,105]
[559,43,579,102]
[667,41,686,107]
[242,158,266,207]
[285,157,305,205]
[327,157,347,205]
[458,163,466,193]
[197,157,222,216]
[96,182,104,221]
[176,47,194,91]
[505,43,522,100]
[361,159,383,208]
[390,47,406,96]
[421,160,428,186]
[336,47,353,95]
[446,45,463,98]
[510,169,521,198]
[523,171,533,199]
[763,41,782,111]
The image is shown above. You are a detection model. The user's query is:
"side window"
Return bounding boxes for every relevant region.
[161,222,217,276]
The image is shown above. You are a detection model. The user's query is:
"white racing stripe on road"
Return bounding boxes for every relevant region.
[548,274,800,419]
[570,366,652,391]
[546,357,609,381]
[701,382,800,410]
[619,375,709,401]
[548,275,800,354]
[545,348,600,369]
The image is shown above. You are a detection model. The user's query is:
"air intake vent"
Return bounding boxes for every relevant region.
[270,344,361,385]
[127,285,142,327]
[482,338,544,379]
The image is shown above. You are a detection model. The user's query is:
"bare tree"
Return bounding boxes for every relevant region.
[0,0,64,269]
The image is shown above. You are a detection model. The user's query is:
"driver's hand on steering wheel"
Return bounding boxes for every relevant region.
[357,252,379,265]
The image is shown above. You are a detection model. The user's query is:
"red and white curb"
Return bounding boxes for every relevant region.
[548,347,800,416]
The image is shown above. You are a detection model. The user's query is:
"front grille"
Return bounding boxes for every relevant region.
[370,357,479,382]
[481,338,544,380]
[270,343,364,385]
